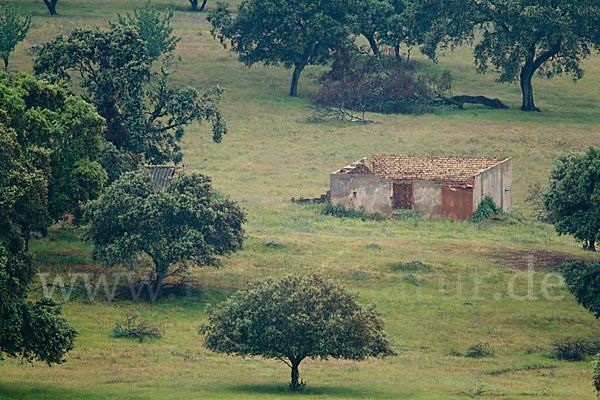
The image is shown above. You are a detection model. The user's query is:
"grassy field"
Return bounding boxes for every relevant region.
[2,0,600,398]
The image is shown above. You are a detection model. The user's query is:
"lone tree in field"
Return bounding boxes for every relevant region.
[208,0,353,96]
[201,274,395,391]
[43,0,59,15]
[0,7,31,70]
[543,147,600,251]
[84,169,245,299]
[424,0,600,111]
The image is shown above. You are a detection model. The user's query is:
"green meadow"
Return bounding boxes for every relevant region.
[1,0,600,398]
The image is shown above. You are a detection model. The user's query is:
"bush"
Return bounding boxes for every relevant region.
[311,50,452,116]
[111,314,162,343]
[322,201,387,221]
[466,342,494,358]
[389,260,432,273]
[550,338,600,361]
[472,196,503,222]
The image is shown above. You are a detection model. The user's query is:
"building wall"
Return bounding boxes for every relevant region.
[473,158,512,213]
[441,186,474,219]
[412,180,442,218]
[330,174,393,216]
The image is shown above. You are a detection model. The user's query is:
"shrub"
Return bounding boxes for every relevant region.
[389,260,432,272]
[472,196,503,222]
[311,50,452,116]
[550,338,600,362]
[321,201,387,221]
[111,314,162,343]
[466,342,494,358]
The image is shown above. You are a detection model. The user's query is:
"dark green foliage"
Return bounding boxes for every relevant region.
[208,0,354,96]
[423,0,600,111]
[561,260,600,318]
[466,342,494,358]
[543,147,600,251]
[0,126,77,365]
[201,274,394,391]
[115,3,180,59]
[472,196,503,222]
[0,73,107,224]
[322,201,387,221]
[34,5,226,165]
[312,51,453,115]
[0,6,31,69]
[389,260,432,272]
[111,314,162,343]
[84,169,245,298]
[549,338,600,362]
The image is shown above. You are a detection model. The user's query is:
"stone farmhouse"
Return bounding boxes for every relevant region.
[330,155,512,219]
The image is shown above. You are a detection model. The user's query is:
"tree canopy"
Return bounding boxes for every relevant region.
[84,169,246,298]
[561,260,600,319]
[208,0,354,96]
[423,0,600,111]
[201,274,394,391]
[0,6,31,70]
[0,125,77,365]
[0,73,107,226]
[543,147,600,251]
[35,4,226,165]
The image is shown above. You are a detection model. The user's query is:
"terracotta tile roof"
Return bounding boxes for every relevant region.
[335,155,509,184]
[145,165,182,190]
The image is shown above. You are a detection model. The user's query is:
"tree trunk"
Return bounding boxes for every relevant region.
[587,240,596,251]
[289,64,305,97]
[289,357,304,391]
[520,64,539,112]
[2,57,8,71]
[44,0,58,15]
[199,0,208,11]
[394,43,401,64]
[364,33,379,56]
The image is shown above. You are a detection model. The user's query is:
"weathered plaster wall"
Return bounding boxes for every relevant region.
[473,158,512,213]
[412,180,442,218]
[330,174,393,216]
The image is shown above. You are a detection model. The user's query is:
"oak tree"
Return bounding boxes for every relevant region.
[543,147,600,251]
[84,170,245,298]
[424,0,600,111]
[0,6,31,70]
[208,0,354,96]
[201,274,394,391]
[35,5,226,164]
[0,126,77,365]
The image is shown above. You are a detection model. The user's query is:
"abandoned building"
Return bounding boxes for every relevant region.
[330,155,512,219]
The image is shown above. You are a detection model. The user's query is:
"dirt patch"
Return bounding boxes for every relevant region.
[490,249,595,270]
